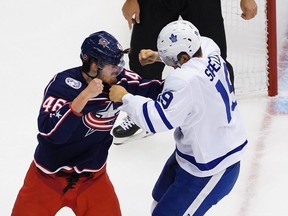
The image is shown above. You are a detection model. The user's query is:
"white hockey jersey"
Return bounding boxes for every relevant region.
[120,37,248,177]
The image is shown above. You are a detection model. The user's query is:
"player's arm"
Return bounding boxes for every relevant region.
[38,78,103,144]
[114,49,163,99]
[71,78,103,113]
[139,49,162,66]
[110,77,191,133]
[116,68,164,100]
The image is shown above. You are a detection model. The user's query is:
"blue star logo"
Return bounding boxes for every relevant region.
[169,34,177,43]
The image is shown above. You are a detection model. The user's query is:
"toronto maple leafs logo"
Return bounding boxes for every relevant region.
[98,37,110,48]
[169,33,177,43]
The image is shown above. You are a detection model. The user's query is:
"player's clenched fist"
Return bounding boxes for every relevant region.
[71,78,104,114]
[139,49,161,66]
[86,78,104,98]
[109,85,128,103]
[240,0,257,20]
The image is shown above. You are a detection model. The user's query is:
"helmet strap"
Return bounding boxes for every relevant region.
[85,66,104,80]
[85,71,98,79]
[83,57,103,80]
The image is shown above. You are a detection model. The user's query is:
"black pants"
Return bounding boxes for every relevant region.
[129,0,234,88]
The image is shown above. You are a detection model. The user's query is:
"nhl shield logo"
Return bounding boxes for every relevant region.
[65,77,82,89]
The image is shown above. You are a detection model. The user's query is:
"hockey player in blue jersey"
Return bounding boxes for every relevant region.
[11,31,163,216]
[109,20,248,215]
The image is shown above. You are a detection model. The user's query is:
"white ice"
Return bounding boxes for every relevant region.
[0,1,287,216]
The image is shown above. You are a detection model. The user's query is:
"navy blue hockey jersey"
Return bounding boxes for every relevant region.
[34,67,163,174]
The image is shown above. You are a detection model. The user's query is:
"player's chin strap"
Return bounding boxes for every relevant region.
[85,66,104,80]
[85,71,98,79]
[85,68,111,88]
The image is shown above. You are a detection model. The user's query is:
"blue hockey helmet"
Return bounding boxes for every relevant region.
[80,31,124,66]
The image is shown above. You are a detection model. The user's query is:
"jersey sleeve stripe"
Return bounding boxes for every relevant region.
[39,109,72,136]
[143,102,156,133]
[154,101,173,130]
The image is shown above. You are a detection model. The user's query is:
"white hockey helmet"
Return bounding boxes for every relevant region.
[157,20,201,67]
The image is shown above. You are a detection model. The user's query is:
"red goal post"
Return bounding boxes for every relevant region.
[222,0,277,96]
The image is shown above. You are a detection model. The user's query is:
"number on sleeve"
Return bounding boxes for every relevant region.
[42,96,67,112]
[157,91,173,109]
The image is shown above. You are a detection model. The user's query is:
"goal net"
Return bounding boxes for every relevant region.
[222,0,277,96]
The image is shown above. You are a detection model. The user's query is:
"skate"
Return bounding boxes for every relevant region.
[112,116,153,145]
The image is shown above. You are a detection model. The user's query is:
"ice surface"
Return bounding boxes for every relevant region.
[1,1,287,215]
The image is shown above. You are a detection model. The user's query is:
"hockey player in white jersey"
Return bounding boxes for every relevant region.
[109,20,248,216]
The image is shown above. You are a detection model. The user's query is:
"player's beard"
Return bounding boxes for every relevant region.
[98,74,117,86]
[108,77,117,85]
